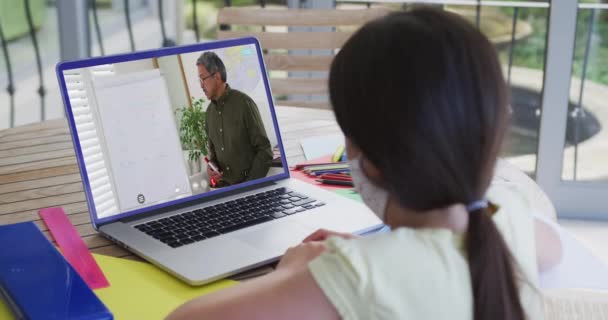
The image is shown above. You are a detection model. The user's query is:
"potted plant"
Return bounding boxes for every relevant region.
[177,97,208,174]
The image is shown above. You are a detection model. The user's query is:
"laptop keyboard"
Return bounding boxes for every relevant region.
[133,187,324,248]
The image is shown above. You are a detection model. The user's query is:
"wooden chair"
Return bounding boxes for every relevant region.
[217,6,391,109]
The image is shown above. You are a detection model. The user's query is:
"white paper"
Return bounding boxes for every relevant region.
[300,134,344,160]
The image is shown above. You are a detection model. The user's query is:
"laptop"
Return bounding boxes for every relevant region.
[56,37,382,285]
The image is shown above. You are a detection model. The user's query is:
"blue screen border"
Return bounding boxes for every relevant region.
[56,37,291,228]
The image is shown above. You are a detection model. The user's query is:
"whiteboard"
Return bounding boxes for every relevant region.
[93,69,192,212]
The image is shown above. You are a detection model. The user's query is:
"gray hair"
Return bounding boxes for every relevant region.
[196,52,227,82]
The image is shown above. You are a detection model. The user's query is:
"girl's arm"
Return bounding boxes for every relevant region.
[166,242,340,320]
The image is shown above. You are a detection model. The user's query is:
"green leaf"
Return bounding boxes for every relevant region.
[177,97,208,161]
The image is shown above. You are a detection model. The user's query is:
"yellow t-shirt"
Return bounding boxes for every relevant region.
[308,182,543,320]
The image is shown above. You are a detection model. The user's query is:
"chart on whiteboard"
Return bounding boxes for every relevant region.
[93,69,192,212]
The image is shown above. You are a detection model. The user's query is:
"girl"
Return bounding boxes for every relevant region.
[168,8,559,320]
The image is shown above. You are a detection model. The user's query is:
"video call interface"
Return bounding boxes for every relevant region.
[62,44,284,219]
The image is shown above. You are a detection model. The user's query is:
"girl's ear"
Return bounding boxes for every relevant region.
[361,157,384,183]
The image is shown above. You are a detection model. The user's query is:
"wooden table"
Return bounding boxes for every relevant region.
[0,104,556,263]
[0,106,342,261]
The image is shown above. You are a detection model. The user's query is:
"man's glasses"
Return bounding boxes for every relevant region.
[198,72,216,84]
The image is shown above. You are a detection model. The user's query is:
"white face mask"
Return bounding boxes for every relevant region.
[349,156,390,220]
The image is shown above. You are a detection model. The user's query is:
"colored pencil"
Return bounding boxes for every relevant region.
[303,164,350,172]
[294,161,347,170]
[315,179,354,187]
[318,174,352,181]
[309,169,351,176]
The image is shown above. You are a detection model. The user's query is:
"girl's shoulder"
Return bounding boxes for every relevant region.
[309,230,473,319]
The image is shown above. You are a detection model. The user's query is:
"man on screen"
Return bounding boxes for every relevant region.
[197,51,272,186]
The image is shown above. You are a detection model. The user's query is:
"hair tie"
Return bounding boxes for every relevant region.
[466,200,488,212]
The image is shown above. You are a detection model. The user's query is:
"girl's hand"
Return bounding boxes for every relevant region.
[302,228,357,243]
[277,242,326,271]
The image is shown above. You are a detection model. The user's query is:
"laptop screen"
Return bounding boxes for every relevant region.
[57,38,289,226]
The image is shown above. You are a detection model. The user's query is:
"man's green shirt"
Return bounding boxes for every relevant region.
[205,84,272,185]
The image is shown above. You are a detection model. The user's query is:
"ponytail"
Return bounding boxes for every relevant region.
[466,207,525,320]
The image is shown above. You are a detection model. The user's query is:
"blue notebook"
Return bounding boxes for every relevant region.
[0,222,113,320]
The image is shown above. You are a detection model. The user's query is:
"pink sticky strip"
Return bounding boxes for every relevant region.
[39,207,110,289]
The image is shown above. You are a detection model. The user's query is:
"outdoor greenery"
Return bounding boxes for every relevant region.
[177,97,208,161]
[495,7,608,86]
[572,9,608,85]
[185,0,280,39]
[494,7,547,75]
[0,0,46,41]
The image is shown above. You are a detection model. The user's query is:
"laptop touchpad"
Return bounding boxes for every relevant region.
[233,221,312,256]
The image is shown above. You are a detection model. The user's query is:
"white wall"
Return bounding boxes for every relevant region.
[180,45,278,148]
[158,55,190,127]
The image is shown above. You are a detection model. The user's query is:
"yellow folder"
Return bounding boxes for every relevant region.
[0,254,236,320]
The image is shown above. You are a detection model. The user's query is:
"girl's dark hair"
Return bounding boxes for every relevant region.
[330,8,524,320]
